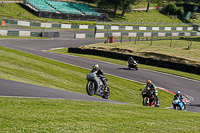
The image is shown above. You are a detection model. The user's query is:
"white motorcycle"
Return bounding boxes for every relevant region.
[86,72,110,99]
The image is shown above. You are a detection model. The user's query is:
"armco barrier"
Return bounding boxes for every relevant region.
[0,30,59,38]
[3,19,200,31]
[68,48,200,75]
[75,31,200,38]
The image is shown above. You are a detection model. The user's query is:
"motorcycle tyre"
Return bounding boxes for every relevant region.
[135,66,138,71]
[102,87,110,99]
[86,81,95,96]
[143,97,150,106]
[175,105,181,110]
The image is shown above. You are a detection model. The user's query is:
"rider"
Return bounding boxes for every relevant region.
[128,56,137,64]
[145,80,160,106]
[174,91,186,109]
[91,64,108,89]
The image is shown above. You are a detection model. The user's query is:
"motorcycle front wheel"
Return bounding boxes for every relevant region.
[143,97,150,106]
[175,105,181,110]
[86,81,95,96]
[102,87,110,99]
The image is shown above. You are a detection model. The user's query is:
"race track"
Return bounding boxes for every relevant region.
[0,38,199,113]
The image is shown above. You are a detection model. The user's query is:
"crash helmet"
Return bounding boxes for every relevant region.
[147,80,152,87]
[129,57,133,60]
[176,91,180,95]
[92,64,99,71]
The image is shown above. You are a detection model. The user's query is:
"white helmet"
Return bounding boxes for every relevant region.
[176,91,180,95]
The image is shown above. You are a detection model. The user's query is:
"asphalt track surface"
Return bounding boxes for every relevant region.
[0,38,199,113]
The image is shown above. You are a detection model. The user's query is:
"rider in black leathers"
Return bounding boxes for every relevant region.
[128,57,137,65]
[144,80,160,107]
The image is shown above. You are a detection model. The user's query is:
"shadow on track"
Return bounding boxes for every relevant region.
[188,104,200,108]
[116,68,138,71]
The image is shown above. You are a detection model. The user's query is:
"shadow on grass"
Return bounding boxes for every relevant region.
[179,37,200,42]
[104,10,128,22]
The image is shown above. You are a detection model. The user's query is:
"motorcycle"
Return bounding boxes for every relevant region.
[172,98,185,111]
[140,88,159,107]
[86,72,110,99]
[127,60,138,70]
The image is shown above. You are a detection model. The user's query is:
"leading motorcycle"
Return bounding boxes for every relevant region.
[86,72,110,99]
[127,60,138,70]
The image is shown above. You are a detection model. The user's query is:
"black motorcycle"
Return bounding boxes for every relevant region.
[140,88,159,107]
[127,60,138,70]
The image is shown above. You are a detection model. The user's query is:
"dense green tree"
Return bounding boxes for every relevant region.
[121,0,137,16]
[165,3,178,15]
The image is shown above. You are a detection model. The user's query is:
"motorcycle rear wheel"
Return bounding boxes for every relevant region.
[86,81,95,96]
[102,87,110,99]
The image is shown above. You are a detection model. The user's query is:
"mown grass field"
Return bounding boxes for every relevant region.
[107,9,183,24]
[0,97,200,132]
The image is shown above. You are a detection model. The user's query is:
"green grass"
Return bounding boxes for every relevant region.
[107,9,184,24]
[0,46,173,106]
[49,46,200,82]
[0,97,200,132]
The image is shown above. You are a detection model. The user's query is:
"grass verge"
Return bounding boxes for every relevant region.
[0,97,200,132]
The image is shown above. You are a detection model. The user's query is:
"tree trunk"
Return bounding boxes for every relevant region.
[114,3,118,15]
[146,2,150,12]
[121,1,127,16]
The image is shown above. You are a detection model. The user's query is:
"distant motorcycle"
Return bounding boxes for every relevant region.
[86,72,110,99]
[127,61,138,70]
[140,88,159,107]
[172,98,185,111]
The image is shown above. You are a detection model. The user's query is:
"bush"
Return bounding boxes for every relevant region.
[177,6,184,16]
[165,3,178,15]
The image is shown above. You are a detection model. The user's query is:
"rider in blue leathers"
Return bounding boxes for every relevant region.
[174,91,186,110]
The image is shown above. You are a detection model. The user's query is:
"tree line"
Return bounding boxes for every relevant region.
[82,0,200,16]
